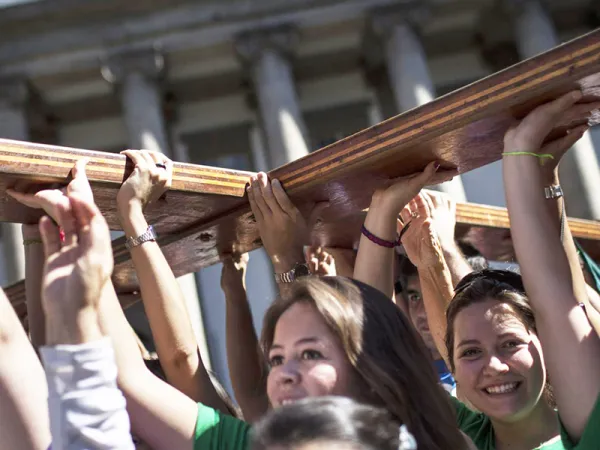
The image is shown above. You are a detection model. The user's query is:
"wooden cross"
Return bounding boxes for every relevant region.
[2,29,600,324]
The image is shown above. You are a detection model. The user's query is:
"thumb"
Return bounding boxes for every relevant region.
[541,125,588,161]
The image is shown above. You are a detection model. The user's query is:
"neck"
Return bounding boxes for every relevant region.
[491,400,559,450]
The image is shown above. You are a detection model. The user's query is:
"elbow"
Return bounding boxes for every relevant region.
[163,346,200,376]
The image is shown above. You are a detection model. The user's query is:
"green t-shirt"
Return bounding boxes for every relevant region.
[452,393,600,450]
[194,403,250,450]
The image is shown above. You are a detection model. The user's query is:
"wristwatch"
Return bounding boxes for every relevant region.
[544,185,563,199]
[125,225,157,250]
[274,262,311,284]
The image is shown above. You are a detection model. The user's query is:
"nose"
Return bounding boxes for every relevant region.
[275,359,301,386]
[483,354,510,375]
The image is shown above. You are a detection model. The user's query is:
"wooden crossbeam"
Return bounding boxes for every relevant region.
[1,29,600,302]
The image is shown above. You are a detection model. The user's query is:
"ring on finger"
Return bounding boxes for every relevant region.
[410,211,418,219]
[156,163,167,170]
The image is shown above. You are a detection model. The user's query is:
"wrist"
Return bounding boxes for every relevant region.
[120,204,148,238]
[272,251,306,274]
[45,306,104,346]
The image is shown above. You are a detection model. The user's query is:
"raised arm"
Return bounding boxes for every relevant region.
[39,187,135,450]
[0,285,51,450]
[247,172,325,297]
[399,193,455,366]
[353,162,457,299]
[222,253,269,422]
[421,191,473,286]
[117,150,228,413]
[503,91,600,441]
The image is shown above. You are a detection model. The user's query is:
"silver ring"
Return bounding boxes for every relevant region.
[410,211,418,219]
[156,163,167,170]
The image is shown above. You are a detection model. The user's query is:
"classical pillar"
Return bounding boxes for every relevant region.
[103,49,211,368]
[0,78,29,285]
[372,6,467,202]
[236,26,310,169]
[507,0,600,219]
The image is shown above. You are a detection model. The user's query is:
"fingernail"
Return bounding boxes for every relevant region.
[273,179,280,186]
[434,162,441,171]
[573,91,583,100]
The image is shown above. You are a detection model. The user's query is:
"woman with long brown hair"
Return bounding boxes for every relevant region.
[261,275,468,450]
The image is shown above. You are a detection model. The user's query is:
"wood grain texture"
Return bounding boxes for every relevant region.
[1,29,600,298]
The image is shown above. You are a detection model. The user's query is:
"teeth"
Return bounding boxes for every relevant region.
[281,400,296,405]
[485,383,518,394]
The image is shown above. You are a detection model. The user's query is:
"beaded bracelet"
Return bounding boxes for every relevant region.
[23,238,43,246]
[502,151,555,165]
[361,224,400,248]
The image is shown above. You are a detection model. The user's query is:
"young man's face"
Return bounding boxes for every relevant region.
[404,275,441,360]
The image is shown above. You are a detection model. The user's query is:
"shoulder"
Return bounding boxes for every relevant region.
[450,397,494,450]
[559,391,600,450]
[195,403,251,450]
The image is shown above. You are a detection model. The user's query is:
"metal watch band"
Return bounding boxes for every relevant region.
[544,185,563,199]
[274,262,311,284]
[125,225,157,250]
[274,271,294,284]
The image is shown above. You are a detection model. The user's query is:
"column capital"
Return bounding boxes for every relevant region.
[235,25,299,63]
[0,76,30,107]
[370,1,432,38]
[101,47,165,84]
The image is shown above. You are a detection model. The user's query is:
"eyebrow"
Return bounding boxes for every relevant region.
[456,339,480,348]
[270,337,321,351]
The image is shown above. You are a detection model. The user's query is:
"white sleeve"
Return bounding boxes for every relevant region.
[40,338,135,450]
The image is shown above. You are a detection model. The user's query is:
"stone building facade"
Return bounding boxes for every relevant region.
[0,0,599,395]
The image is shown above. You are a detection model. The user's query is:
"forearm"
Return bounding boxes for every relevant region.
[225,290,268,422]
[442,244,473,287]
[354,197,397,299]
[23,225,46,349]
[96,281,199,450]
[504,155,600,439]
[122,206,228,411]
[41,338,135,450]
[0,289,52,450]
[418,250,455,365]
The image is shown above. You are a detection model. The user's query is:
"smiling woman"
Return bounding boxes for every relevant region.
[261,276,468,450]
[444,270,563,450]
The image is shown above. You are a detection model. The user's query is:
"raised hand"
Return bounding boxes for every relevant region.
[247,172,327,273]
[221,253,250,295]
[399,193,443,269]
[7,159,93,223]
[40,187,112,345]
[306,246,336,276]
[370,161,458,218]
[504,90,600,166]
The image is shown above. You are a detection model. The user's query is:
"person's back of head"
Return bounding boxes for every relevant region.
[250,396,416,450]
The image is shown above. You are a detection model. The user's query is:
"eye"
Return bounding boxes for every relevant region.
[301,349,324,361]
[408,293,422,304]
[503,340,525,349]
[460,348,481,358]
[268,355,284,367]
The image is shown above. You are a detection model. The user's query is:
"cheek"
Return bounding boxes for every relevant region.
[305,363,343,395]
[454,360,482,386]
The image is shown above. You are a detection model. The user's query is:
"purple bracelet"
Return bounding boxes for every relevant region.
[361,224,400,248]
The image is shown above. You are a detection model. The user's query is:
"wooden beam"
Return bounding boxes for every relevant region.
[1,29,600,293]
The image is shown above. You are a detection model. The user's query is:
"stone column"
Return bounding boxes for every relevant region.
[103,49,211,368]
[237,26,311,169]
[372,5,467,202]
[0,78,29,285]
[507,0,600,219]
